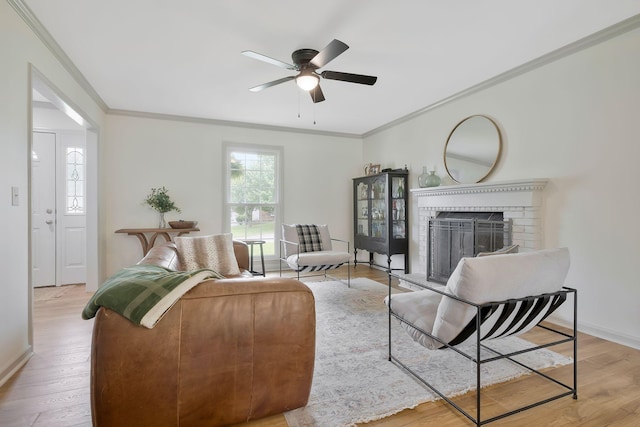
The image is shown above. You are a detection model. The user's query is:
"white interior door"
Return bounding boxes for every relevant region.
[31,132,56,287]
[56,132,87,285]
[31,130,87,287]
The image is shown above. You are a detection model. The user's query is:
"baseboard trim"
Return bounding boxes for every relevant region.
[549,314,640,350]
[0,347,33,388]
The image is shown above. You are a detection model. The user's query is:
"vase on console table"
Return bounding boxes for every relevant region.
[158,212,166,228]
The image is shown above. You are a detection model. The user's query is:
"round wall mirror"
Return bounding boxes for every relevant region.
[444,115,502,184]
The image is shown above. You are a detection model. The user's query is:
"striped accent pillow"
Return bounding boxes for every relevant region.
[432,247,570,347]
[296,224,324,253]
[448,292,567,346]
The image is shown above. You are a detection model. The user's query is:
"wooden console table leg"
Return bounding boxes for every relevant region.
[132,233,150,256]
[115,227,200,257]
[148,232,171,250]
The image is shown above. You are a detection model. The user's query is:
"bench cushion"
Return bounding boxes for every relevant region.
[286,251,351,272]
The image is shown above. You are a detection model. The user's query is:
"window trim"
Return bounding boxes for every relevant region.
[222,142,284,259]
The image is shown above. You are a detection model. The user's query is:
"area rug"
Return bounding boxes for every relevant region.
[284,278,572,427]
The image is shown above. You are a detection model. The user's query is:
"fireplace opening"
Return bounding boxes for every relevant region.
[427,212,512,283]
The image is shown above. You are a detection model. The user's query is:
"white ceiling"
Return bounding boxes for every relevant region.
[22,0,640,135]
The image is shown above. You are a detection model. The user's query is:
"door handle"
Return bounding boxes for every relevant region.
[46,208,53,214]
[45,220,53,225]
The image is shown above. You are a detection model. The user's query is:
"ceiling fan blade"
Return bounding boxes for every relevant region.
[321,70,377,85]
[310,85,325,103]
[310,39,349,68]
[249,76,295,92]
[242,50,296,70]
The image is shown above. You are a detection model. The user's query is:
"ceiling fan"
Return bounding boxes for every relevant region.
[242,39,377,103]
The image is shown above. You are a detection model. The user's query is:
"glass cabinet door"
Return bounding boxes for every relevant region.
[356,181,369,236]
[391,176,406,239]
[371,176,386,239]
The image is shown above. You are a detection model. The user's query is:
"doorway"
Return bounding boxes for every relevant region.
[30,68,99,294]
[31,129,87,287]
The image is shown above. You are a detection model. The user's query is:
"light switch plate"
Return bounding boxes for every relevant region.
[11,186,19,206]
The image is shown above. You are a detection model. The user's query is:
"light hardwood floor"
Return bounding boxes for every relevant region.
[1,266,639,426]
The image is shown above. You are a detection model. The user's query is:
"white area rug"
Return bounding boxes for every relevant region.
[284,278,572,427]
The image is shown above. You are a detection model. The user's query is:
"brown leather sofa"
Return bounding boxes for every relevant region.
[90,241,315,426]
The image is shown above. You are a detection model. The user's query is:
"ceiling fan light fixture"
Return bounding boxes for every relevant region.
[296,71,319,91]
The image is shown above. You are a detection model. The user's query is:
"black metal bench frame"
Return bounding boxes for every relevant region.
[279,237,351,287]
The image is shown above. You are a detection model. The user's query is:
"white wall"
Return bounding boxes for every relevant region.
[0,2,105,384]
[102,114,362,276]
[363,26,640,348]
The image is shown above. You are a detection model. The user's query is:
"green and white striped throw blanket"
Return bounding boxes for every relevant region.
[82,264,223,328]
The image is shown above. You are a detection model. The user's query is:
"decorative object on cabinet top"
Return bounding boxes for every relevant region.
[368,164,381,175]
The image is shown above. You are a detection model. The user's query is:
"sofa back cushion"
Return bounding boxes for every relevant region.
[432,247,570,345]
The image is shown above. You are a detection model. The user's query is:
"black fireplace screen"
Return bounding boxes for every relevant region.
[427,212,512,283]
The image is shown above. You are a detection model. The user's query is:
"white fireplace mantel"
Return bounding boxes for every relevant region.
[411,178,548,210]
[411,178,550,275]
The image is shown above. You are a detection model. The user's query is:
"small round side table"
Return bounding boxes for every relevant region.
[242,239,266,276]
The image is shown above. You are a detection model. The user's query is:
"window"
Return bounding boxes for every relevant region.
[65,147,84,214]
[224,144,282,257]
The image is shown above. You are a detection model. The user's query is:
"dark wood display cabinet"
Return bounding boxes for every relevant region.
[353,169,409,273]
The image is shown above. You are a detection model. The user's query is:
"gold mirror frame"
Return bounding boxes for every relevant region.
[443,115,502,184]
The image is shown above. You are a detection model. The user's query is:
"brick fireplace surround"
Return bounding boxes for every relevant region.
[408,178,548,280]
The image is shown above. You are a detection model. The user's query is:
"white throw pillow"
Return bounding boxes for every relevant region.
[431,247,570,346]
[175,233,241,277]
[476,244,519,257]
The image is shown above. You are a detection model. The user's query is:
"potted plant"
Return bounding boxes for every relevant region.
[144,186,181,228]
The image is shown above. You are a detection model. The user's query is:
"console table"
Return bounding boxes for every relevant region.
[115,227,200,256]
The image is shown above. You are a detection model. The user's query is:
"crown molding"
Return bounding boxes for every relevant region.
[8,0,108,112]
[107,108,362,139]
[364,13,640,138]
[10,0,640,138]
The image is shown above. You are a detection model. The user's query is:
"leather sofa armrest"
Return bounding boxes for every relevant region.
[233,240,250,272]
[91,277,315,426]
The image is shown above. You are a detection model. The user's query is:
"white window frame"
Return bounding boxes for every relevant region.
[222,142,283,260]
